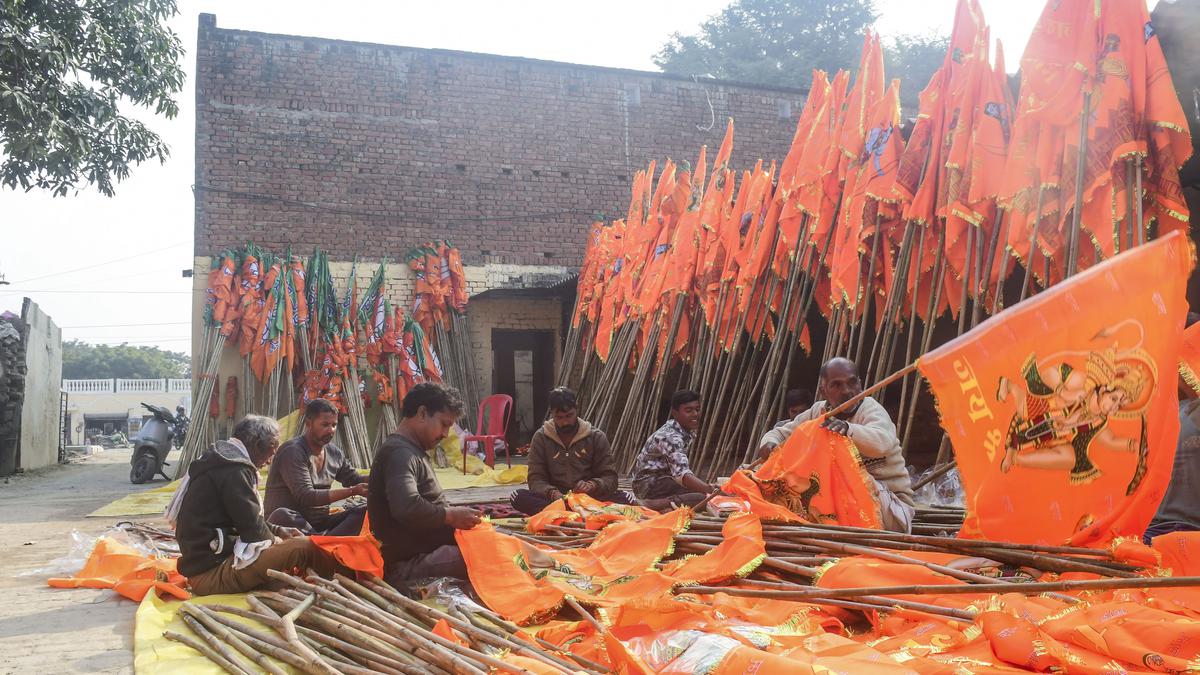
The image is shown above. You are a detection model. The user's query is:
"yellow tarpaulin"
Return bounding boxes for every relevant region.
[134,591,297,674]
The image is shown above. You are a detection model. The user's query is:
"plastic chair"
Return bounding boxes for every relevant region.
[463,394,514,472]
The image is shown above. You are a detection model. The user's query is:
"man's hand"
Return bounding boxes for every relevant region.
[276,527,304,540]
[547,488,564,501]
[445,507,483,530]
[822,417,850,436]
[755,444,776,462]
[350,483,369,497]
[574,480,596,495]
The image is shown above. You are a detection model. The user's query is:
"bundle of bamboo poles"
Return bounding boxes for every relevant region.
[166,570,610,675]
[500,513,1200,621]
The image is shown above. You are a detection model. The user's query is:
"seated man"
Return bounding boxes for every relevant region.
[510,387,629,515]
[1145,314,1200,543]
[265,398,368,536]
[631,389,715,510]
[370,382,482,587]
[172,415,341,595]
[757,357,915,533]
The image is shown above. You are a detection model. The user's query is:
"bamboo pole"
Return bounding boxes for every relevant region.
[680,575,1200,600]
[1065,92,1092,278]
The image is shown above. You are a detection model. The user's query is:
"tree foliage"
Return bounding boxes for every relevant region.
[655,0,880,88]
[63,340,190,379]
[883,32,949,113]
[0,0,185,196]
[655,0,948,114]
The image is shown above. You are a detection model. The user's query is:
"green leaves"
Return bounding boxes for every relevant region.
[0,0,184,196]
[653,0,947,114]
[62,339,190,379]
[654,0,881,88]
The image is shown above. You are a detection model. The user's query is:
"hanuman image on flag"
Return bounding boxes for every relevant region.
[995,321,1155,486]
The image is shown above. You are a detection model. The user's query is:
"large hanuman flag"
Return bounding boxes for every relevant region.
[917,231,1193,547]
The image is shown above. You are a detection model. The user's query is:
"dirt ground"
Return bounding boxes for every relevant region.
[0,447,525,674]
[0,448,164,674]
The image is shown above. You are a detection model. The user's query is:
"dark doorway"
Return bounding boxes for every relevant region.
[492,329,555,446]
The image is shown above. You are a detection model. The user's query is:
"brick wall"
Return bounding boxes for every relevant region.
[194,14,806,269]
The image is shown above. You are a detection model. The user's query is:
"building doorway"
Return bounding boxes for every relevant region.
[491,329,555,446]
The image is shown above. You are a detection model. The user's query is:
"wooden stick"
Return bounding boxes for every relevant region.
[683,574,1200,600]
[164,629,253,675]
[911,460,956,491]
[825,362,918,419]
[180,604,288,675]
[563,596,607,634]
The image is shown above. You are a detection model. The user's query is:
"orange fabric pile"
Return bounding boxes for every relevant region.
[47,537,189,602]
[718,419,882,527]
[526,492,661,533]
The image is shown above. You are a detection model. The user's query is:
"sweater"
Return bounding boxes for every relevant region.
[760,397,914,504]
[264,436,363,527]
[526,419,618,498]
[368,433,455,565]
[176,440,275,578]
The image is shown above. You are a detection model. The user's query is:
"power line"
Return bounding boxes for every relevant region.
[62,321,192,329]
[5,289,194,294]
[8,241,191,285]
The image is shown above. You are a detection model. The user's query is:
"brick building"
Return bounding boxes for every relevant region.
[192,14,806,441]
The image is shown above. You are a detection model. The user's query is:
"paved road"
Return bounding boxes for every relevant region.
[0,449,170,674]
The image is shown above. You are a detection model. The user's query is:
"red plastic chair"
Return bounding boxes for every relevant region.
[463,394,513,472]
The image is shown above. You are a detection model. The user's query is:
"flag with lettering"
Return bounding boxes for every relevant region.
[917,231,1193,547]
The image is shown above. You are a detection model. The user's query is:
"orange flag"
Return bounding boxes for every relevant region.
[917,230,1194,547]
[721,419,883,528]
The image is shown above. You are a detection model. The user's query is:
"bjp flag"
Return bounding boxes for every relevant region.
[917,230,1193,547]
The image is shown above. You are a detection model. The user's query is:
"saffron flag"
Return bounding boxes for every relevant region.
[917,230,1194,546]
[721,419,883,528]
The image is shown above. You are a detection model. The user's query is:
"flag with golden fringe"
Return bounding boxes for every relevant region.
[917,230,1194,546]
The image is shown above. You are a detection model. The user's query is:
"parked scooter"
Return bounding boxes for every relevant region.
[130,403,179,484]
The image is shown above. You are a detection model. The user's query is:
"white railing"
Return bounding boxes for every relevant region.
[63,378,194,394]
[116,378,167,393]
[62,379,115,394]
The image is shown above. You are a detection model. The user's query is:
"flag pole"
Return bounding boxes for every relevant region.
[1018,186,1045,302]
[1065,91,1092,277]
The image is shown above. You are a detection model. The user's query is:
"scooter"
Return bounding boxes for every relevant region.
[130,403,179,484]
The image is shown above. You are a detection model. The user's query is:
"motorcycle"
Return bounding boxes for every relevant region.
[171,408,189,450]
[130,403,179,484]
[91,431,129,449]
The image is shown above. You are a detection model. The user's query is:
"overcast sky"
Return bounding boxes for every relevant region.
[0,0,1163,353]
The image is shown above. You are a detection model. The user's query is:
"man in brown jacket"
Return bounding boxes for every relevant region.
[509,387,630,515]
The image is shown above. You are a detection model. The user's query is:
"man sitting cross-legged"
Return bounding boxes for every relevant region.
[510,387,632,516]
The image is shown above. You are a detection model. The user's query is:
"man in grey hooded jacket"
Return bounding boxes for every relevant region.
[509,387,630,515]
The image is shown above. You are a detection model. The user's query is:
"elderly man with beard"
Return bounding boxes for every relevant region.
[756,357,915,532]
[265,398,368,536]
[509,387,627,516]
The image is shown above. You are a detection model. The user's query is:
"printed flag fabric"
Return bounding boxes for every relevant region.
[720,419,882,529]
[917,230,1194,546]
